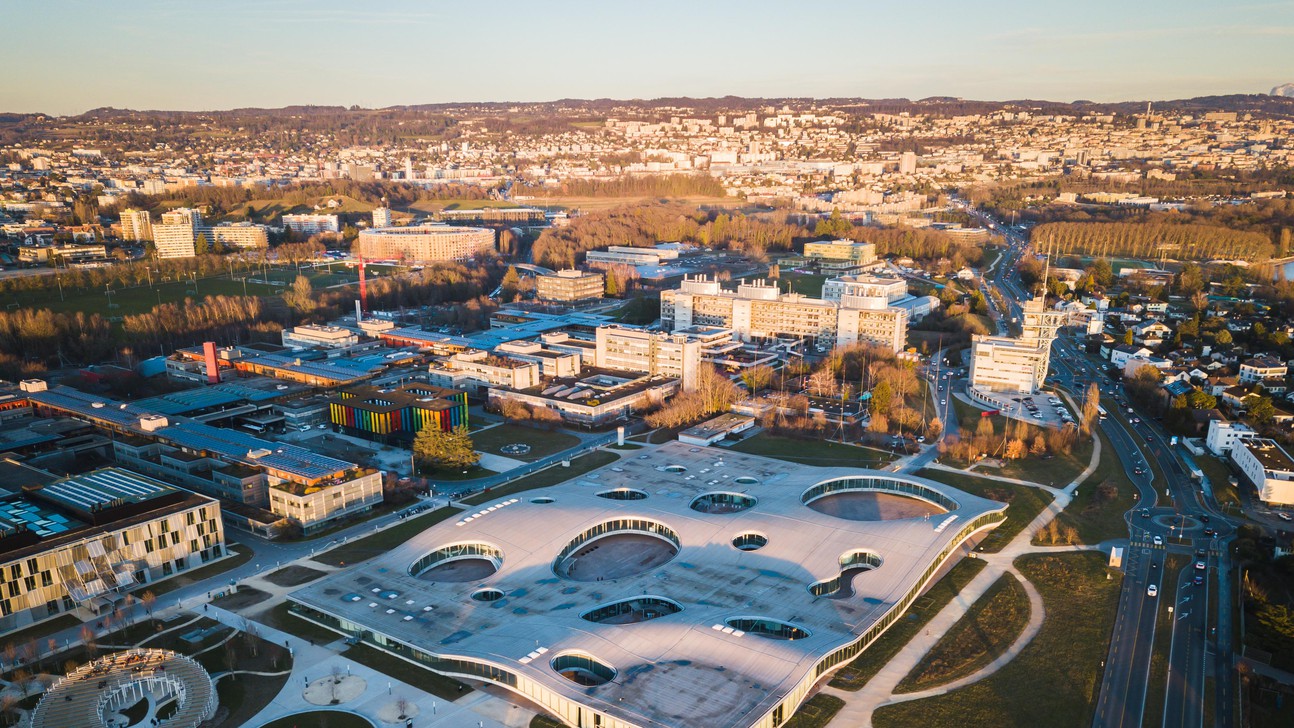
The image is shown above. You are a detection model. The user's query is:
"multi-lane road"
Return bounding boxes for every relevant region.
[965,202,1238,727]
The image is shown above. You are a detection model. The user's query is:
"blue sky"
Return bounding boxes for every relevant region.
[4,0,1293,114]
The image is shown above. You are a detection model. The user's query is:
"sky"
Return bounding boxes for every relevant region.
[4,0,1294,115]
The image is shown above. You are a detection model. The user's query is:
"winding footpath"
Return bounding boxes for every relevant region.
[823,422,1106,727]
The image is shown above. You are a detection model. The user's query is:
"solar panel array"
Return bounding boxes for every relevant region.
[0,499,80,537]
[39,468,171,512]
[28,387,149,427]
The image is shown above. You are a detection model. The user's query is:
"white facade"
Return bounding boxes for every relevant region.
[283,214,341,234]
[120,209,152,242]
[1232,438,1294,506]
[821,274,907,303]
[372,207,393,228]
[282,324,360,349]
[357,225,495,262]
[595,326,704,390]
[1206,419,1256,456]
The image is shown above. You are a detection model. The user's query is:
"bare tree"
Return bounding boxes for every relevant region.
[396,696,412,719]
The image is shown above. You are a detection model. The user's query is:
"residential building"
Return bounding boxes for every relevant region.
[436,207,547,225]
[1206,419,1257,456]
[152,208,203,259]
[209,222,268,250]
[1239,356,1288,394]
[356,225,495,262]
[660,276,907,352]
[1232,438,1294,506]
[803,239,877,265]
[120,209,152,242]
[0,468,226,632]
[371,207,393,228]
[282,214,340,235]
[18,244,107,265]
[536,270,605,303]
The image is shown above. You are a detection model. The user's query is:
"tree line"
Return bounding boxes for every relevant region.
[1030,221,1273,262]
[518,174,726,199]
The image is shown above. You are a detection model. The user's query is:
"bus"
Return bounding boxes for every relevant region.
[981,409,1000,418]
[1097,405,1108,421]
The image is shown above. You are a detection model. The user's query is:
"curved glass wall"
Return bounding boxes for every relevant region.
[409,542,503,578]
[725,617,811,641]
[551,652,617,687]
[552,518,680,571]
[689,492,758,514]
[580,596,682,624]
[801,476,959,512]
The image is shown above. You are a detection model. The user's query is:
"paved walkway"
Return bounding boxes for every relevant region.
[203,605,535,728]
[826,427,1104,727]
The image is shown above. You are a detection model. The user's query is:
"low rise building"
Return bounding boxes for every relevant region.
[282,214,340,235]
[1232,437,1294,506]
[488,371,679,427]
[821,274,906,302]
[536,270,604,303]
[328,383,468,438]
[1240,356,1288,394]
[428,351,541,393]
[282,325,361,350]
[678,413,756,446]
[803,239,877,265]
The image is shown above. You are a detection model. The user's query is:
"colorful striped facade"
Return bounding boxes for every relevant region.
[329,384,468,436]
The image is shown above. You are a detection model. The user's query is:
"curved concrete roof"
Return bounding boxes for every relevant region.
[291,441,1006,728]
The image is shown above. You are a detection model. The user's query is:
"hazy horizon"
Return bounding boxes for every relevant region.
[3,0,1293,116]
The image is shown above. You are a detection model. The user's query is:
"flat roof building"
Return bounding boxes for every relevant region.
[287,443,1006,728]
[537,270,605,303]
[1232,437,1294,506]
[329,383,467,438]
[0,468,226,632]
[803,239,877,264]
[357,225,495,263]
[282,214,340,235]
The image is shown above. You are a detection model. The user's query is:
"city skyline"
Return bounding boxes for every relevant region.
[4,0,1294,115]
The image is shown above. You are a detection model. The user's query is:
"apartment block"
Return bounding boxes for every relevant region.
[282,214,341,235]
[1232,438,1294,506]
[119,209,152,242]
[803,239,877,264]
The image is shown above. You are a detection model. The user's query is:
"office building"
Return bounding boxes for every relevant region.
[282,325,360,350]
[287,443,1006,728]
[585,245,680,267]
[803,239,877,265]
[329,383,467,438]
[822,274,907,302]
[427,350,540,393]
[1232,438,1294,506]
[120,209,152,242]
[537,270,605,303]
[969,294,1069,395]
[282,214,341,235]
[595,326,704,390]
[356,225,495,263]
[661,276,908,352]
[0,468,225,632]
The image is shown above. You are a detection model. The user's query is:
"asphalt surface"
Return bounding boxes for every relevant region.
[966,202,1237,728]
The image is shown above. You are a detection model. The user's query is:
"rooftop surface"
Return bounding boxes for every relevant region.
[290,442,1005,728]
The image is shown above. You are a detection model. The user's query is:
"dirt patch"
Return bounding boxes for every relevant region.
[212,587,271,611]
[264,565,328,587]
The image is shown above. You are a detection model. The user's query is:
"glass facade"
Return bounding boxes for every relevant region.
[409,542,503,578]
[801,476,959,512]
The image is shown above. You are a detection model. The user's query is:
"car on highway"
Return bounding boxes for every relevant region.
[1140,509,1150,518]
[1153,535,1163,545]
[1147,584,1158,597]
[1203,528,1215,537]
[1279,512,1293,522]
[1193,574,1205,586]
[1195,561,1207,570]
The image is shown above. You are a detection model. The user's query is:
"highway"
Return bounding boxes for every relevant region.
[962,200,1237,728]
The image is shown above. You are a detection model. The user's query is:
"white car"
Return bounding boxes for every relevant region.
[1153,535,1163,546]
[1147,584,1158,598]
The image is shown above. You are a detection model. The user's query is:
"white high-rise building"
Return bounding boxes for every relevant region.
[899,151,917,174]
[119,209,152,242]
[372,207,393,228]
[151,208,203,258]
[969,294,1069,394]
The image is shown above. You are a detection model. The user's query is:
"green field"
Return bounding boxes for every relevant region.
[873,552,1122,728]
[917,469,1053,553]
[1,265,363,318]
[828,558,988,691]
[1045,426,1138,544]
[895,573,1030,693]
[469,424,581,461]
[727,432,897,468]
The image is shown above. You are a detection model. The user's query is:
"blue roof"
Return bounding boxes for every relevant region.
[158,421,354,480]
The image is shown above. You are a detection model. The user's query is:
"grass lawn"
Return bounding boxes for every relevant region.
[212,586,271,611]
[727,432,897,469]
[895,573,1030,693]
[1043,426,1138,544]
[0,613,81,652]
[1143,554,1188,728]
[342,643,471,700]
[469,424,580,461]
[263,565,328,588]
[312,506,458,567]
[144,544,254,597]
[780,271,827,297]
[782,693,845,728]
[916,469,1053,553]
[993,435,1093,488]
[829,558,988,691]
[530,716,565,728]
[459,450,619,506]
[1197,453,1242,512]
[873,552,1122,728]
[257,710,374,728]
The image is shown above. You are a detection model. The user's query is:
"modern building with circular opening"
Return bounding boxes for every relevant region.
[288,442,1007,728]
[596,488,648,501]
[356,225,495,263]
[410,542,503,583]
